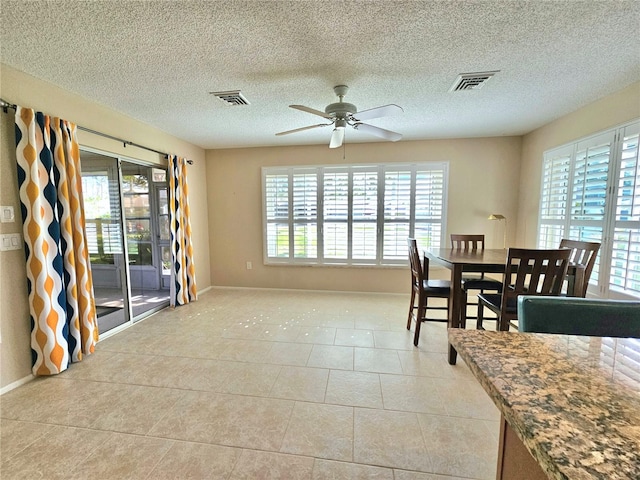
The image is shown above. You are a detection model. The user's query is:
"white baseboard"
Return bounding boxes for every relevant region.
[0,374,33,396]
[206,285,406,297]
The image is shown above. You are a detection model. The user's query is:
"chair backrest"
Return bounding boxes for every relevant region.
[451,234,485,250]
[408,237,432,285]
[558,239,601,297]
[408,238,423,285]
[498,248,572,327]
[518,296,640,337]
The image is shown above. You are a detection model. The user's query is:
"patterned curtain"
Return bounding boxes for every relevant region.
[14,106,98,376]
[168,155,197,306]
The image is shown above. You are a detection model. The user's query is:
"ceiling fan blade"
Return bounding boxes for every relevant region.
[276,123,332,136]
[290,105,333,119]
[329,128,345,148]
[353,123,402,142]
[353,104,403,121]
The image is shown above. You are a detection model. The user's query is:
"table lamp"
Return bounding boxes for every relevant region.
[488,214,507,249]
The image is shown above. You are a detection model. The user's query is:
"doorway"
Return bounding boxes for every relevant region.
[81,150,170,333]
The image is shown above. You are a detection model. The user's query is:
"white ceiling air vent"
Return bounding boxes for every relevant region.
[449,71,499,92]
[210,90,250,106]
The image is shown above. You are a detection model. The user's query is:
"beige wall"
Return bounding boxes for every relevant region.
[517,81,640,247]
[207,137,523,293]
[0,65,209,389]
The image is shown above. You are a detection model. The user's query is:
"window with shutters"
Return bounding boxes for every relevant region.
[263,162,448,266]
[538,120,640,299]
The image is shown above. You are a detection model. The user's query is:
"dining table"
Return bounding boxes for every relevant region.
[424,248,585,365]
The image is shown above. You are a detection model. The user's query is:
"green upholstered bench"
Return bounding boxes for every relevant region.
[517,296,640,337]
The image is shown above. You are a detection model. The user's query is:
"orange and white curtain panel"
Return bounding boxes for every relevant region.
[14,106,98,376]
[168,155,197,306]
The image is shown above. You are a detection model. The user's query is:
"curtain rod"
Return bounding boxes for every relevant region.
[0,98,193,164]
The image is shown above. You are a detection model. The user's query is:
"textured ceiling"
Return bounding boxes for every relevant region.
[1,1,639,149]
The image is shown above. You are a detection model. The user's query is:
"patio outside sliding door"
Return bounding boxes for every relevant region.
[121,161,170,319]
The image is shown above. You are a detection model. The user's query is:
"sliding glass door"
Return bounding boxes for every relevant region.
[81,152,130,332]
[81,150,169,333]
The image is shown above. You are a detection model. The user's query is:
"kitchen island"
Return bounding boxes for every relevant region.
[448,329,640,479]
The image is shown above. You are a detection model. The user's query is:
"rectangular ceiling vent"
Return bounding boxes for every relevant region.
[449,71,499,92]
[210,90,250,106]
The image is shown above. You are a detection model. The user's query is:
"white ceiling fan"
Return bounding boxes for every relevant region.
[276,85,403,148]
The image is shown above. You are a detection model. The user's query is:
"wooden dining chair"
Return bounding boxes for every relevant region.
[558,239,600,297]
[477,248,572,331]
[407,238,451,346]
[450,234,503,328]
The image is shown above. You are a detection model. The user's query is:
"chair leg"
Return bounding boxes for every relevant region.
[413,293,426,346]
[477,291,485,327]
[407,288,416,330]
[476,299,484,330]
[460,289,469,329]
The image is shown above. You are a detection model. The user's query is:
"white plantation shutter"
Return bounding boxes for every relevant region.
[538,120,640,299]
[568,133,612,243]
[265,173,289,258]
[383,169,412,260]
[414,168,445,250]
[293,173,317,258]
[611,124,640,297]
[263,163,448,266]
[352,170,378,259]
[323,171,349,259]
[539,148,571,248]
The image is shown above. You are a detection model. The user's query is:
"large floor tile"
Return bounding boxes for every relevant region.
[296,327,337,345]
[269,366,329,402]
[67,432,174,480]
[218,362,282,396]
[280,402,353,461]
[1,425,111,480]
[147,441,242,479]
[229,450,314,479]
[265,342,313,366]
[354,347,403,374]
[324,370,383,408]
[334,328,374,347]
[373,330,416,350]
[148,391,294,450]
[312,459,394,479]
[431,377,500,421]
[417,413,498,480]
[306,345,354,370]
[0,419,56,463]
[217,338,275,362]
[393,470,469,480]
[379,374,447,415]
[353,408,432,472]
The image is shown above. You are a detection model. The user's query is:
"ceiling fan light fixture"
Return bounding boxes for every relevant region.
[335,118,347,130]
[275,85,403,148]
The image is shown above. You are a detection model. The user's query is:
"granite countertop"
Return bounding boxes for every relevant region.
[448,329,640,480]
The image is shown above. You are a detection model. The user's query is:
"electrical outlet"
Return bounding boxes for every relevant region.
[246,261,252,270]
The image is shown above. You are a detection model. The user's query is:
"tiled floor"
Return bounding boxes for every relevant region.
[0,288,500,479]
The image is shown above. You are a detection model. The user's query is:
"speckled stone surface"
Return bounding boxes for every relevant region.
[448,329,640,480]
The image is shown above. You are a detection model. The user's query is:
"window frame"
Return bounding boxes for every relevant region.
[262,162,449,267]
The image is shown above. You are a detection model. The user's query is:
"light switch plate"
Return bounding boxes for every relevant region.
[1,206,15,223]
[0,233,21,251]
